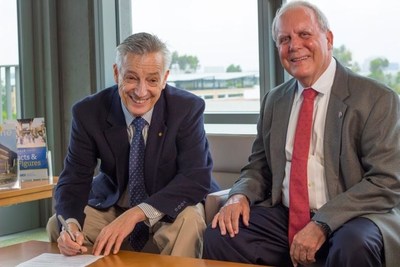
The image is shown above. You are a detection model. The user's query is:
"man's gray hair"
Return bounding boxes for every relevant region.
[271,1,330,43]
[115,32,171,72]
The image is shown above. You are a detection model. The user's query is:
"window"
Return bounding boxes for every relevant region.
[287,0,400,94]
[131,0,260,115]
[0,0,19,122]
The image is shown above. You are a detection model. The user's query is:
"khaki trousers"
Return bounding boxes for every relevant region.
[47,203,206,258]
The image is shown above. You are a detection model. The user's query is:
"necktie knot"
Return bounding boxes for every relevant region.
[132,117,147,133]
[302,88,318,100]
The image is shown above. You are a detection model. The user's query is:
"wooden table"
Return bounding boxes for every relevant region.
[0,241,269,267]
[0,178,57,207]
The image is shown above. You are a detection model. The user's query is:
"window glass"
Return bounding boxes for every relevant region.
[0,0,19,121]
[131,0,260,113]
[287,0,400,94]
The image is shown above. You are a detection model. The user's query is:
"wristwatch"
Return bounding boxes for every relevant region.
[312,220,331,237]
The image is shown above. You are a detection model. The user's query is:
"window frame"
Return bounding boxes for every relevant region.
[203,0,284,125]
[125,0,284,125]
[16,0,285,173]
[202,0,285,125]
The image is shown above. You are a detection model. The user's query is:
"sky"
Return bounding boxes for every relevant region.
[1,0,400,70]
[131,0,259,71]
[313,0,400,66]
[131,0,400,71]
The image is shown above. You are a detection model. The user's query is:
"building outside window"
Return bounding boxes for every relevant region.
[131,0,260,115]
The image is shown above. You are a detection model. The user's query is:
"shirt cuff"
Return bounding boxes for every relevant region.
[64,218,82,232]
[138,203,164,227]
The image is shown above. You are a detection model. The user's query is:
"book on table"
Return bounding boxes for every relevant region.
[15,117,49,181]
[0,117,51,189]
[0,122,20,190]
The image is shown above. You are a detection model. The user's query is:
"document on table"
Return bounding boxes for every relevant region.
[16,253,104,267]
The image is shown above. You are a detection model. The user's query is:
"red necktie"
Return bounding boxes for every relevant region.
[288,88,318,245]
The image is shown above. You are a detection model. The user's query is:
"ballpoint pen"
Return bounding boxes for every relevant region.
[57,214,76,242]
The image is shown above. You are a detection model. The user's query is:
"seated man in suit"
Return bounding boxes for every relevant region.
[203,1,400,267]
[47,32,218,258]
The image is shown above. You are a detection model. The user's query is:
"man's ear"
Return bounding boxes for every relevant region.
[113,64,119,84]
[162,69,170,89]
[326,30,334,50]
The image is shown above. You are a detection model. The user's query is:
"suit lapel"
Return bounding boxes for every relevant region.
[270,80,296,199]
[104,89,130,188]
[144,91,167,193]
[323,61,350,198]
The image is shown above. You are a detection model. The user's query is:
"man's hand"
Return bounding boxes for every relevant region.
[211,194,250,237]
[57,222,87,256]
[92,206,146,256]
[290,221,327,267]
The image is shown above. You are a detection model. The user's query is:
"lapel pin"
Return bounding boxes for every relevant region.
[338,112,343,118]
[158,132,163,137]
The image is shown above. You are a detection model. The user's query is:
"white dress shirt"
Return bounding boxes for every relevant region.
[282,59,336,210]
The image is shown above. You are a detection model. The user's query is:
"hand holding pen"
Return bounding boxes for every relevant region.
[57,214,87,255]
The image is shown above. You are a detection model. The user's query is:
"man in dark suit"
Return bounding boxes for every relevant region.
[203,1,400,267]
[47,32,218,257]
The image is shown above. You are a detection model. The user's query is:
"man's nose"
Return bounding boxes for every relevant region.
[135,81,147,97]
[289,36,301,51]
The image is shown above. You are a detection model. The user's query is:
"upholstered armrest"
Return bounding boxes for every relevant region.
[204,189,230,225]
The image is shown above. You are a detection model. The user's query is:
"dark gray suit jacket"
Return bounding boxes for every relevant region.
[55,84,218,227]
[230,60,400,267]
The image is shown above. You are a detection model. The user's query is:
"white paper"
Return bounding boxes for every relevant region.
[16,253,103,267]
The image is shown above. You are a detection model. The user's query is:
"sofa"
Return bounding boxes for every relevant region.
[205,133,255,224]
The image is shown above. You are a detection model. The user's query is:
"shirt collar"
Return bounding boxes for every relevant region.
[295,58,336,101]
[121,99,153,127]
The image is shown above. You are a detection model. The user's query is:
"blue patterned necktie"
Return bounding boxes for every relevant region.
[128,117,149,251]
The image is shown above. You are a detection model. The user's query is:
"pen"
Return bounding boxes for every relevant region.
[57,214,76,242]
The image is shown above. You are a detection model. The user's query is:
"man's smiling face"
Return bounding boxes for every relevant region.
[275,6,333,87]
[114,52,169,116]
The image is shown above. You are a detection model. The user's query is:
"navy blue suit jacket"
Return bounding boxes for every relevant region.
[55,84,218,226]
